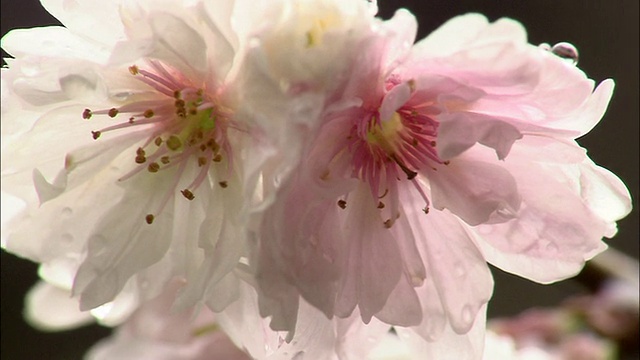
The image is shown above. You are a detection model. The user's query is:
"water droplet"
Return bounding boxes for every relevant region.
[551,42,579,65]
[410,274,425,287]
[476,224,492,235]
[140,280,150,289]
[545,242,559,253]
[461,305,474,325]
[61,207,73,217]
[60,233,74,244]
[538,42,551,51]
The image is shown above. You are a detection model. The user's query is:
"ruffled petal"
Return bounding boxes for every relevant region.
[427,158,521,226]
[437,112,522,160]
[419,211,493,334]
[337,184,403,323]
[40,0,126,46]
[470,144,615,283]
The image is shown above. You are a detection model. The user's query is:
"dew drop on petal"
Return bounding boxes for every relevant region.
[60,233,74,244]
[454,263,466,278]
[61,207,73,217]
[545,241,559,254]
[538,42,552,51]
[461,305,474,325]
[551,42,579,65]
[476,225,492,235]
[140,280,149,289]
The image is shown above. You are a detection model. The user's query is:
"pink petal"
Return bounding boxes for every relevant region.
[427,158,521,226]
[418,211,494,334]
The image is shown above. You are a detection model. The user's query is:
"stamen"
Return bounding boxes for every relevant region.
[181,189,195,200]
[390,154,417,180]
[148,162,160,173]
[145,214,155,224]
[108,108,119,118]
[166,136,182,151]
[91,131,101,140]
[337,199,347,209]
[410,178,431,215]
[219,181,228,188]
[83,109,93,119]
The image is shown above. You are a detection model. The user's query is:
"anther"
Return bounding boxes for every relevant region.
[108,108,119,118]
[207,139,220,152]
[82,109,93,119]
[430,141,436,147]
[219,181,228,188]
[91,131,101,140]
[154,137,163,146]
[135,155,146,164]
[166,135,182,151]
[384,219,393,228]
[407,79,416,93]
[422,207,430,214]
[198,157,207,167]
[160,156,170,164]
[443,160,450,165]
[337,199,347,209]
[143,109,154,118]
[181,189,195,200]
[377,201,385,209]
[212,154,222,162]
[129,65,139,75]
[145,214,154,224]
[148,162,160,173]
[136,147,146,156]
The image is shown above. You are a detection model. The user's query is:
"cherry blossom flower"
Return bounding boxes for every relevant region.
[252,11,632,358]
[0,0,277,323]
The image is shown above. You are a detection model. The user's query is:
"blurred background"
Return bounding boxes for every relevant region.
[1,0,638,359]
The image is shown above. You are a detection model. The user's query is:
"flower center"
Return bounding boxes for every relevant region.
[82,60,234,224]
[336,81,447,227]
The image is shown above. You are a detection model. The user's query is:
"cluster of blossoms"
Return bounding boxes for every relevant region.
[1,0,632,359]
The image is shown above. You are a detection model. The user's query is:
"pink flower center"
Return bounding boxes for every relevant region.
[82,60,236,224]
[337,80,447,227]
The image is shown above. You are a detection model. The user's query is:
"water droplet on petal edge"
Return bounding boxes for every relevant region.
[551,42,579,65]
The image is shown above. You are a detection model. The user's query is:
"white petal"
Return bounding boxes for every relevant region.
[412,14,490,59]
[396,304,488,360]
[25,281,94,331]
[40,0,126,46]
[1,27,111,62]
